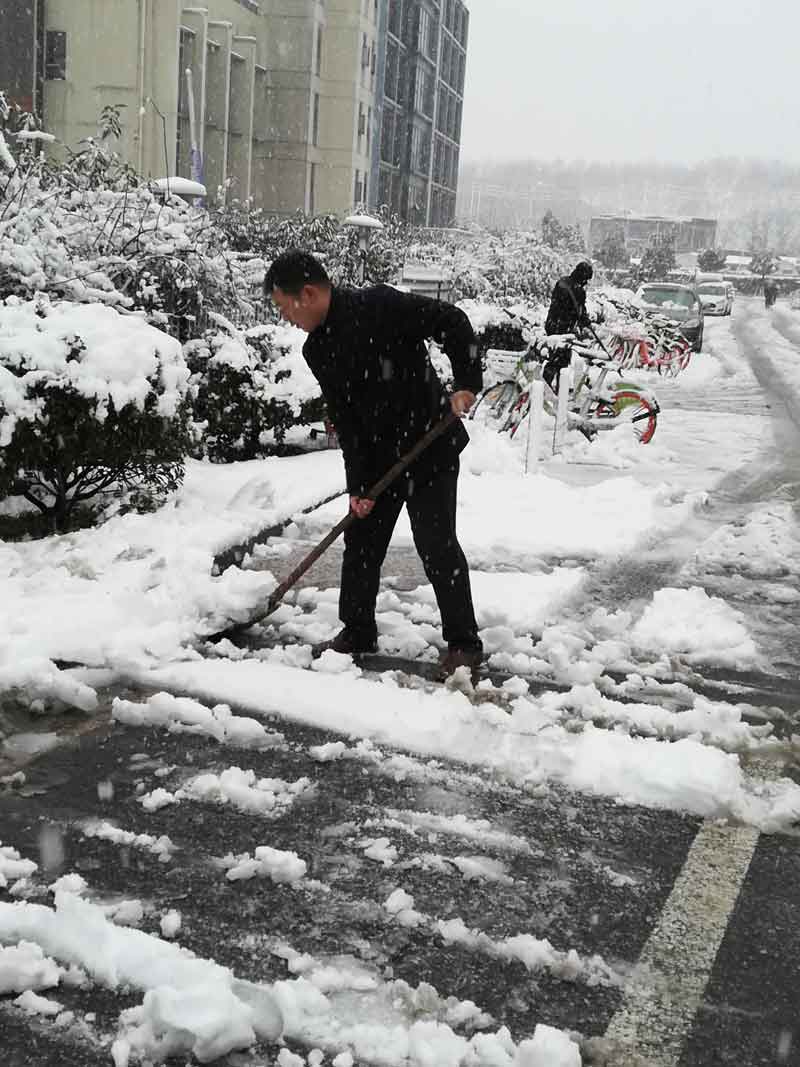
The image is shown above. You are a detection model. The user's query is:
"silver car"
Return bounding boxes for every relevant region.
[635,283,705,351]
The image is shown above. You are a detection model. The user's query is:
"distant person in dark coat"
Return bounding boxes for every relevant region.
[764,279,778,308]
[264,249,484,677]
[543,260,594,390]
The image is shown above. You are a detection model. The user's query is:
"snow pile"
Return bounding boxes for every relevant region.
[517,1025,582,1066]
[144,658,800,830]
[631,586,759,667]
[0,450,344,676]
[0,298,188,446]
[0,891,283,1064]
[112,691,279,748]
[0,940,61,993]
[223,846,308,883]
[0,845,38,888]
[692,503,800,583]
[81,820,176,863]
[303,470,678,562]
[178,767,313,817]
[0,655,98,712]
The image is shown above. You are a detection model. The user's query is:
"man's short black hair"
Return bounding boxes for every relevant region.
[264,249,331,296]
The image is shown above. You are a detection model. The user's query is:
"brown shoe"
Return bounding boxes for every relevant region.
[437,646,483,680]
[311,628,378,659]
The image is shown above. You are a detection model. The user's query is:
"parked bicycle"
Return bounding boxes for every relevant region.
[608,315,692,377]
[472,338,660,445]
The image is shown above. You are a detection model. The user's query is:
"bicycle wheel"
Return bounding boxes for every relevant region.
[593,388,658,444]
[657,342,691,377]
[470,380,521,433]
[507,389,530,439]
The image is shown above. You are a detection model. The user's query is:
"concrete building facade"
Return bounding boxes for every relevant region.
[3,0,384,215]
[378,0,468,227]
[2,0,467,223]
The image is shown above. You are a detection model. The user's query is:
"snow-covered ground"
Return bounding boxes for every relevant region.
[2,306,799,1066]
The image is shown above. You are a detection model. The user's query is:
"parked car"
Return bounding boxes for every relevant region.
[635,282,705,351]
[697,280,733,316]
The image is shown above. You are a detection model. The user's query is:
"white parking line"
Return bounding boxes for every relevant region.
[603,819,759,1066]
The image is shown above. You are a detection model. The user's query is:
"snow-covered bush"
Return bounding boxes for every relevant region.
[0,135,254,339]
[399,230,573,306]
[458,299,535,354]
[587,287,642,326]
[214,203,409,288]
[185,322,322,462]
[0,298,190,531]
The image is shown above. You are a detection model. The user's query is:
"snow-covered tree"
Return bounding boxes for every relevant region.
[697,248,727,272]
[641,233,676,280]
[596,226,629,269]
[749,251,778,280]
[541,210,585,254]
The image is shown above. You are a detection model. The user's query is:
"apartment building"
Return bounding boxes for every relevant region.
[378,0,468,227]
[310,0,383,214]
[2,0,380,214]
[2,0,468,224]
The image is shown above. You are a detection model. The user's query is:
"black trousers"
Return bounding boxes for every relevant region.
[339,461,482,651]
[542,345,572,392]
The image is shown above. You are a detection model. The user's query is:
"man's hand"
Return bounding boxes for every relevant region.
[350,496,375,519]
[450,390,476,416]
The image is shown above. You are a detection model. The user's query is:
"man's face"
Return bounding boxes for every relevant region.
[271,285,323,333]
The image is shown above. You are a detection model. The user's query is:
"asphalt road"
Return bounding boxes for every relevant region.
[1,298,799,1066]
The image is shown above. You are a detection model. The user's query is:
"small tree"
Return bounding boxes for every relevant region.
[541,209,584,253]
[641,233,676,280]
[596,226,628,269]
[749,251,778,280]
[0,300,191,532]
[697,248,727,273]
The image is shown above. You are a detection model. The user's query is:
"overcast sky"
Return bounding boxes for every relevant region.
[460,0,800,164]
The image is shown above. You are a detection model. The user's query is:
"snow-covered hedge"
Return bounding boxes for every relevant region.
[0,298,191,531]
[0,142,255,338]
[213,203,409,288]
[185,321,323,462]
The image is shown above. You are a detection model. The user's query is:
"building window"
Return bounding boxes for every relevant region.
[418,7,434,58]
[362,33,369,68]
[358,102,366,141]
[388,0,402,38]
[312,92,320,146]
[309,162,316,214]
[411,124,429,173]
[354,169,363,205]
[45,31,67,80]
[392,114,405,166]
[414,66,433,117]
[385,40,399,101]
[381,110,394,163]
[315,25,323,76]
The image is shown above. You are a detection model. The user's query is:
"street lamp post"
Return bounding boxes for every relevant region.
[343,213,384,284]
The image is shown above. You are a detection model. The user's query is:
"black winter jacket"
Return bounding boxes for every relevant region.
[545,276,589,336]
[303,285,482,496]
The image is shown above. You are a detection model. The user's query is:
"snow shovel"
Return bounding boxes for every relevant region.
[208,410,460,643]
